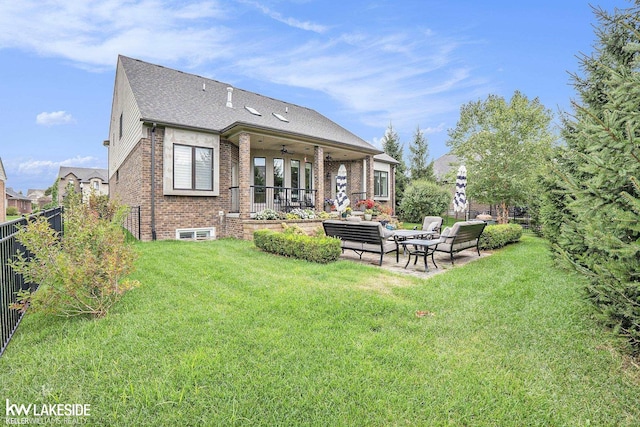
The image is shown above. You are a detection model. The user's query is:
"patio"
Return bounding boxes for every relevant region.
[337,245,492,278]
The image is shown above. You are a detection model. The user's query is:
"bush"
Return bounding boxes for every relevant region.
[479,224,523,250]
[254,229,341,264]
[285,208,316,220]
[399,180,450,223]
[6,206,19,216]
[9,192,140,318]
[254,209,283,220]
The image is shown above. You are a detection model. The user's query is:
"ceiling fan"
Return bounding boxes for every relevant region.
[280,145,293,155]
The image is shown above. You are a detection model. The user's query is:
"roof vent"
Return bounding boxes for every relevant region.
[226,87,233,108]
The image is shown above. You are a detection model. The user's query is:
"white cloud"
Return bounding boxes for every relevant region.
[238,0,328,33]
[0,0,232,69]
[17,156,99,176]
[36,111,75,126]
[0,0,494,143]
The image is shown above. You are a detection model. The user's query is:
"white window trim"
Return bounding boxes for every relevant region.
[176,227,216,241]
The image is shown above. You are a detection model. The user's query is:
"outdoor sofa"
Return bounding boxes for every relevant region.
[434,220,486,264]
[322,219,398,266]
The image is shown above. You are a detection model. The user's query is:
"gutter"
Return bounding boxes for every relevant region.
[151,123,157,240]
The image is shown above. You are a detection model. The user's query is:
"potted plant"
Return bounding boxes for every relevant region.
[364,208,373,220]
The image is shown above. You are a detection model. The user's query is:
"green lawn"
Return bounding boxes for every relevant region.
[1,236,638,425]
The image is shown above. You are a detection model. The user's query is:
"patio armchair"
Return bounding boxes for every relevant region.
[421,216,443,237]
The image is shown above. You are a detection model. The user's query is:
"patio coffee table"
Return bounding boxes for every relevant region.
[400,238,441,271]
[393,229,435,241]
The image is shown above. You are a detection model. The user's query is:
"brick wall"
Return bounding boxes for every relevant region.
[112,126,241,241]
[323,160,364,203]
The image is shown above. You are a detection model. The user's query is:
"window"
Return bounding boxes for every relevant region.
[119,113,123,139]
[290,160,300,201]
[173,144,213,191]
[305,162,312,191]
[92,181,99,191]
[163,128,219,196]
[253,157,266,203]
[273,158,284,190]
[374,170,389,197]
[176,227,216,241]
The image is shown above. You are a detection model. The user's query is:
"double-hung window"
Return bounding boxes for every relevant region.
[374,170,389,197]
[174,144,213,191]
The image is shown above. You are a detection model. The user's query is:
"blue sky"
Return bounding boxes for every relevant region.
[0,0,629,193]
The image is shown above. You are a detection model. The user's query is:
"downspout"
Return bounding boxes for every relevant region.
[151,123,157,240]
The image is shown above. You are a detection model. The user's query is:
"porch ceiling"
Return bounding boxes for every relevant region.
[227,131,370,161]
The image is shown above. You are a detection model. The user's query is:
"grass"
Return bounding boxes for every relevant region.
[1,236,639,425]
[402,215,463,230]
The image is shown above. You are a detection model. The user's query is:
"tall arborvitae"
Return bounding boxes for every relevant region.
[380,122,408,208]
[546,3,640,354]
[408,126,435,181]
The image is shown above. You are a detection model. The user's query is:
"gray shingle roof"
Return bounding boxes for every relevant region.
[58,167,108,183]
[433,154,460,182]
[374,152,400,164]
[120,55,380,154]
[6,187,31,201]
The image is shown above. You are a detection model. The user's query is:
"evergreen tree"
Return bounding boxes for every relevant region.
[545,3,640,354]
[408,126,435,181]
[380,122,408,209]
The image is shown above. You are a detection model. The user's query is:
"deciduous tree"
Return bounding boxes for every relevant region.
[447,91,555,223]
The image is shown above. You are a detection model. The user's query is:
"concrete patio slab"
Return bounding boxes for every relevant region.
[337,246,492,279]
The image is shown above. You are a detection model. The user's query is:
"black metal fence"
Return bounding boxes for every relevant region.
[1,207,64,356]
[228,186,318,213]
[123,206,141,240]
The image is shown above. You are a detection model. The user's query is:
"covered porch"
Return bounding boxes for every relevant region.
[225,130,380,216]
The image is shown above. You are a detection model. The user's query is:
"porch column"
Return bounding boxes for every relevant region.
[239,132,251,219]
[314,146,324,210]
[366,155,375,200]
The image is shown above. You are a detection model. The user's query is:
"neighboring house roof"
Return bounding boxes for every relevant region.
[0,157,6,182]
[58,167,108,183]
[27,189,45,200]
[119,55,381,154]
[433,154,460,182]
[6,187,31,201]
[374,153,400,164]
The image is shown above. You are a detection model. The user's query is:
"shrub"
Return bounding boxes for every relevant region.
[6,206,19,216]
[254,229,341,264]
[285,208,316,220]
[254,209,283,220]
[9,192,140,318]
[479,224,523,250]
[399,180,450,223]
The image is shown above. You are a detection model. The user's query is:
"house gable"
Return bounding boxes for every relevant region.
[108,58,143,180]
[0,157,6,182]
